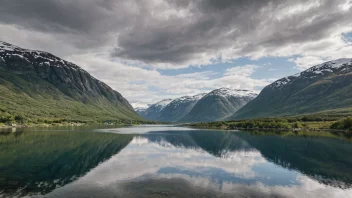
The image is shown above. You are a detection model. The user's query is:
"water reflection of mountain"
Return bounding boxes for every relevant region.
[236,132,352,188]
[144,130,352,188]
[0,131,133,197]
[144,130,254,156]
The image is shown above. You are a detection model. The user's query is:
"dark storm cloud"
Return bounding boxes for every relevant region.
[0,0,351,66]
[113,0,352,65]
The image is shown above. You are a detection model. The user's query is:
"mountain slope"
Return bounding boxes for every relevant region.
[157,93,206,122]
[181,88,257,122]
[135,107,148,116]
[232,58,352,120]
[0,41,141,123]
[139,99,173,121]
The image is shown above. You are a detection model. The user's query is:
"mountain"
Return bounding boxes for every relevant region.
[139,99,173,121]
[157,93,206,122]
[132,102,151,116]
[0,41,142,123]
[135,107,148,116]
[180,88,257,122]
[232,58,352,120]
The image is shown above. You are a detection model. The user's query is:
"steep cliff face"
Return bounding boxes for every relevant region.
[0,41,141,122]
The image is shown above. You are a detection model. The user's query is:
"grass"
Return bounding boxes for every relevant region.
[186,113,352,132]
[0,70,151,126]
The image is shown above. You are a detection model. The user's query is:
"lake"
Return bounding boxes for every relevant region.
[0,125,352,198]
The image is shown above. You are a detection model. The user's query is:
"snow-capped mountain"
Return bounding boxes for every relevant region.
[206,88,258,98]
[165,93,206,109]
[132,102,151,116]
[156,93,207,122]
[0,41,141,121]
[136,88,258,122]
[138,94,207,122]
[153,99,174,112]
[139,99,173,120]
[270,58,352,89]
[180,88,258,122]
[232,58,352,119]
[0,41,83,71]
[134,107,149,116]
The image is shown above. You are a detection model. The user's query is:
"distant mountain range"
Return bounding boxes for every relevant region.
[231,58,352,120]
[181,88,257,122]
[0,41,141,123]
[137,58,352,123]
[157,93,206,122]
[138,99,173,121]
[137,88,257,122]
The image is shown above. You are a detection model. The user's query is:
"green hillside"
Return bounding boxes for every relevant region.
[0,71,141,124]
[0,41,143,125]
[232,59,352,120]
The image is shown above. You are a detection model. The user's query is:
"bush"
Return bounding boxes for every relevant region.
[0,112,15,123]
[292,122,303,128]
[330,117,352,130]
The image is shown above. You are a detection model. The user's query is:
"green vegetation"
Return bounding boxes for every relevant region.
[232,68,352,120]
[187,114,352,132]
[330,117,352,131]
[0,70,151,127]
[244,130,352,140]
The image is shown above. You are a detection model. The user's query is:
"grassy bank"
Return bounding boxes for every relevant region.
[186,115,352,132]
[0,118,160,129]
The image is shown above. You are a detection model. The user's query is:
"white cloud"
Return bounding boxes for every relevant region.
[1,0,352,103]
[339,0,352,11]
[68,55,268,103]
[290,56,326,70]
[288,33,352,70]
[130,102,151,109]
[46,135,352,198]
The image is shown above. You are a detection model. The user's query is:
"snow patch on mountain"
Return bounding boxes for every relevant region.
[207,88,258,98]
[165,93,206,109]
[134,107,148,113]
[0,41,88,72]
[0,41,17,52]
[153,99,173,111]
[173,93,206,103]
[193,93,207,100]
[270,58,352,89]
[0,41,38,53]
[270,76,296,88]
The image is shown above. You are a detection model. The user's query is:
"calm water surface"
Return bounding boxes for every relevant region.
[0,125,352,198]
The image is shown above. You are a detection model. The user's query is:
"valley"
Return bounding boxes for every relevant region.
[1,41,352,133]
[1,1,352,197]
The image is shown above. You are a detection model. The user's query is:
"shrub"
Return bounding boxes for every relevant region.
[330,117,352,130]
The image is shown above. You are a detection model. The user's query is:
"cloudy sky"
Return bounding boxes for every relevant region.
[1,0,352,107]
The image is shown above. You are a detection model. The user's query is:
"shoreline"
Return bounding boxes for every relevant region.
[0,122,87,129]
[185,125,350,133]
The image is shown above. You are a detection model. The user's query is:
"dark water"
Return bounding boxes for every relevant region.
[0,125,352,198]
